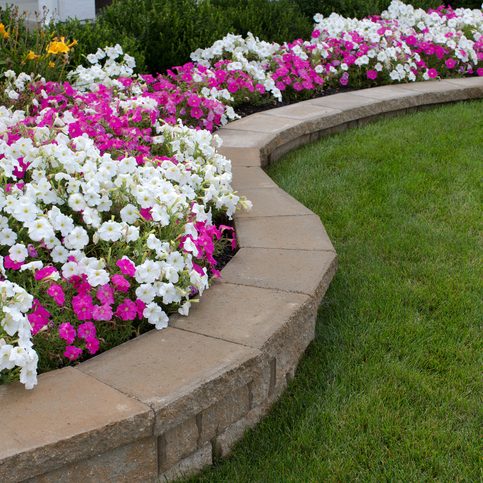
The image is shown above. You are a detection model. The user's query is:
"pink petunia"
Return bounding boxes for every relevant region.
[85,336,100,355]
[47,283,65,306]
[116,257,136,277]
[428,68,438,78]
[96,284,114,305]
[445,58,457,69]
[77,321,96,340]
[3,256,23,271]
[34,266,58,281]
[111,274,130,292]
[72,293,94,321]
[58,322,76,344]
[64,345,83,361]
[92,304,113,321]
[115,299,137,321]
[135,298,146,320]
[366,70,378,80]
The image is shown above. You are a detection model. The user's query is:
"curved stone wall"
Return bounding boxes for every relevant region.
[0,78,481,482]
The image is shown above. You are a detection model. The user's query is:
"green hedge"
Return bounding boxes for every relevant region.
[54,0,311,74]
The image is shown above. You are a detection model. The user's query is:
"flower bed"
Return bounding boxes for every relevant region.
[0,1,482,390]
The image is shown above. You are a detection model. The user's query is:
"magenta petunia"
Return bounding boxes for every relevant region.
[115,299,137,321]
[111,274,131,292]
[366,70,378,80]
[47,283,65,306]
[64,345,83,361]
[116,258,136,277]
[58,322,76,345]
[77,321,96,340]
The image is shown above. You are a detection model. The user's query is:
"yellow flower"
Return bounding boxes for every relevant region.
[48,61,55,68]
[0,23,9,39]
[26,50,40,61]
[46,37,77,55]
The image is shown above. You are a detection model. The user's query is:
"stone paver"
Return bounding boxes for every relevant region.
[0,367,153,482]
[171,282,312,349]
[159,418,199,472]
[260,103,341,120]
[236,214,335,251]
[221,247,337,303]
[235,187,313,218]
[216,129,272,166]
[78,327,260,435]
[223,112,303,134]
[231,166,276,190]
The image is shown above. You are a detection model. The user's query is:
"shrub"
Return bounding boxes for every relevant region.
[55,0,311,74]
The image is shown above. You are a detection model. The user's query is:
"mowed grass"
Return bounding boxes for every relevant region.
[189,101,482,482]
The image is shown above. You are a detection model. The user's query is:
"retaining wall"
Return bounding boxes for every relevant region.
[0,78,481,482]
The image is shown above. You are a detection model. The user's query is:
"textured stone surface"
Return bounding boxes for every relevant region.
[231,166,276,190]
[29,438,157,483]
[216,129,272,166]
[0,367,153,482]
[235,187,313,218]
[171,282,311,349]
[223,112,303,133]
[395,79,481,103]
[221,247,337,303]
[236,214,335,251]
[78,328,260,435]
[445,77,483,91]
[160,443,212,482]
[261,102,341,120]
[217,145,262,167]
[159,418,199,472]
[200,385,251,442]
[309,92,384,120]
[213,405,271,459]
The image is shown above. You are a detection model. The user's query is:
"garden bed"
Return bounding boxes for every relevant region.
[0,78,481,482]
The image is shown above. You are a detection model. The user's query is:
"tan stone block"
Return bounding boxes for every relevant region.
[222,112,303,134]
[221,247,337,303]
[231,167,276,190]
[199,385,250,442]
[260,102,341,120]
[309,92,383,118]
[29,437,157,483]
[213,404,270,459]
[236,187,313,218]
[395,79,480,103]
[217,145,262,167]
[78,328,260,435]
[216,129,273,166]
[159,418,199,472]
[349,84,420,101]
[0,367,153,482]
[236,214,335,252]
[170,282,311,350]
[159,443,212,482]
[445,76,483,93]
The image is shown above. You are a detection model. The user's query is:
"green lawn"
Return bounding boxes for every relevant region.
[190,101,482,482]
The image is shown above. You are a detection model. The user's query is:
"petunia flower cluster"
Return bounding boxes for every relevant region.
[174,1,482,106]
[0,66,250,388]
